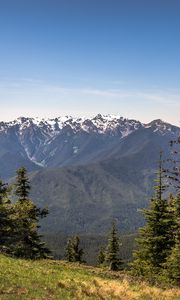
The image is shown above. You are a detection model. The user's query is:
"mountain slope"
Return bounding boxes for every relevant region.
[0,115,179,179]
[30,163,146,233]
[29,128,176,234]
[2,115,178,234]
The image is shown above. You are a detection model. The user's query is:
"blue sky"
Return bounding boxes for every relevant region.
[0,0,180,125]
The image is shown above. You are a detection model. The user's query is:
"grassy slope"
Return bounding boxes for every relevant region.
[0,255,180,300]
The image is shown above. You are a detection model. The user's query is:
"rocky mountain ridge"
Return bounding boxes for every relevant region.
[0,114,177,136]
[0,114,179,179]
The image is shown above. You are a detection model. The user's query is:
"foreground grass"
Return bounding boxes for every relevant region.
[0,255,180,300]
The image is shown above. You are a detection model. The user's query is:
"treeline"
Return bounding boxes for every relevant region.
[0,138,179,286]
[64,222,123,271]
[42,232,137,266]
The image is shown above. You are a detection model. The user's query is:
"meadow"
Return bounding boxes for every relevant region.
[0,255,180,300]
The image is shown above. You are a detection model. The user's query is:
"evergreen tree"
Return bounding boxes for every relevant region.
[167,137,180,239]
[105,222,122,271]
[97,247,105,266]
[164,233,180,286]
[163,137,180,285]
[13,167,50,259]
[15,167,31,202]
[65,236,84,263]
[167,193,180,245]
[131,152,174,276]
[65,238,74,262]
[0,180,13,253]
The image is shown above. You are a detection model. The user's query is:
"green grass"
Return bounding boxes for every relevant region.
[0,255,180,300]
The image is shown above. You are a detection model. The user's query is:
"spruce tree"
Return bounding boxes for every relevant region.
[65,238,74,262]
[163,137,180,285]
[15,167,31,202]
[167,193,180,246]
[13,167,50,259]
[105,222,122,271]
[131,152,174,276]
[97,247,105,266]
[65,236,84,263]
[167,136,180,239]
[164,136,180,243]
[164,232,180,286]
[0,180,13,253]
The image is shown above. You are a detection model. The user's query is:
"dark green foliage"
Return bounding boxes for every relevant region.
[165,136,180,244]
[65,236,84,263]
[43,232,136,265]
[164,234,180,286]
[14,167,31,202]
[132,143,180,285]
[0,180,13,254]
[12,200,50,259]
[65,238,74,262]
[97,247,105,266]
[163,138,180,285]
[11,167,50,259]
[132,153,174,276]
[167,193,180,243]
[105,222,122,271]
[132,198,174,275]
[0,180,9,203]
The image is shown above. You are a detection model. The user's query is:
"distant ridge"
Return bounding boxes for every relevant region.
[1,115,179,136]
[0,114,179,179]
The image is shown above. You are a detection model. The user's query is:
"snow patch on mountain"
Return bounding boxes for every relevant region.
[0,115,179,167]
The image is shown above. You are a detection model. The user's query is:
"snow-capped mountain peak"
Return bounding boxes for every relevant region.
[0,114,178,137]
[0,115,179,173]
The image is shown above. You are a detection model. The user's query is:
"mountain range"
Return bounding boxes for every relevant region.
[0,114,179,234]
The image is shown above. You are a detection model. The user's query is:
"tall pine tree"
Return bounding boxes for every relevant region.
[13,167,50,259]
[167,136,180,237]
[0,180,13,254]
[163,137,180,285]
[15,167,31,202]
[97,247,105,266]
[164,232,180,286]
[105,222,122,271]
[131,152,174,276]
